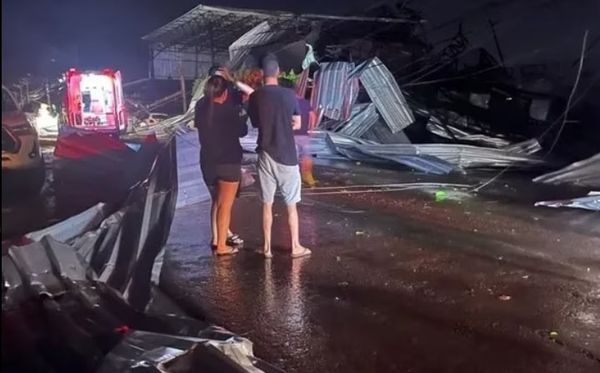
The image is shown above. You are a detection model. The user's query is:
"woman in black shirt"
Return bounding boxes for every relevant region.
[195,76,248,256]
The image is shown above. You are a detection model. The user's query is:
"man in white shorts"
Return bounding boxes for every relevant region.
[248,55,312,259]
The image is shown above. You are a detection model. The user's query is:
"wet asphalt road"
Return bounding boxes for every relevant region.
[2,144,158,241]
[161,135,600,373]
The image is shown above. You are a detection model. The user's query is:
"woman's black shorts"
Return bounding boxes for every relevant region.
[202,163,242,198]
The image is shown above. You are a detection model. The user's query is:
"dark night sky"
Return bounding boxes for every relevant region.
[2,0,599,84]
[1,0,367,81]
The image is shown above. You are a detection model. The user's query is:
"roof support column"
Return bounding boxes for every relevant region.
[148,47,155,79]
[195,45,199,77]
[208,21,216,65]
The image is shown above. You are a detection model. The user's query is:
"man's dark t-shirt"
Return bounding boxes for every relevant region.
[294,98,312,136]
[248,85,300,166]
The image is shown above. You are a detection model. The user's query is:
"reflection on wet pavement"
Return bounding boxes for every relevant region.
[2,144,159,240]
[161,133,600,373]
[162,175,600,373]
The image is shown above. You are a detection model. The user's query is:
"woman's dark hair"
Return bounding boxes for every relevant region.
[204,76,227,99]
[202,76,228,128]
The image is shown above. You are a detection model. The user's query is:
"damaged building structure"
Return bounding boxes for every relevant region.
[3,3,600,372]
[140,3,598,199]
[3,2,600,372]
[142,3,429,80]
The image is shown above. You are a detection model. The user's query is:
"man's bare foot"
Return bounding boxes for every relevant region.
[291,246,311,258]
[256,248,273,259]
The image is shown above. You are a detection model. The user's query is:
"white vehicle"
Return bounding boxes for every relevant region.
[2,86,45,193]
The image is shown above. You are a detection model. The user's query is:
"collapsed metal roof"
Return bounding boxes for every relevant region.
[142,3,422,52]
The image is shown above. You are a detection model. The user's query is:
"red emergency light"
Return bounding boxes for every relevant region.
[64,68,127,134]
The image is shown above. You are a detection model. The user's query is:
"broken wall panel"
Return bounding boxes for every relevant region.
[351,57,415,133]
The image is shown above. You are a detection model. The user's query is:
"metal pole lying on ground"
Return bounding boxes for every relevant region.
[180,74,187,113]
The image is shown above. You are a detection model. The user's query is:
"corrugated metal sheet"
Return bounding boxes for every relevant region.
[361,120,412,144]
[310,62,359,121]
[352,141,543,169]
[502,139,542,155]
[295,68,309,98]
[533,153,600,188]
[338,103,380,138]
[228,21,285,69]
[152,48,229,80]
[351,57,415,133]
[326,133,454,174]
[326,133,543,173]
[426,116,512,148]
[365,152,456,175]
[535,192,600,211]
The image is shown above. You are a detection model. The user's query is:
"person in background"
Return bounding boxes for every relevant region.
[207,65,255,248]
[248,55,312,259]
[279,79,318,187]
[195,76,248,256]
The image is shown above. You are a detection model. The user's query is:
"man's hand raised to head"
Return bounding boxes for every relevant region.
[216,67,233,81]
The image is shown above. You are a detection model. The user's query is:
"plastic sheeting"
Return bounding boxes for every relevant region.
[3,135,283,372]
[98,329,284,373]
[8,139,178,308]
[25,203,108,243]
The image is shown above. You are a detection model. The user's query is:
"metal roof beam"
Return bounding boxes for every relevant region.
[142,3,423,44]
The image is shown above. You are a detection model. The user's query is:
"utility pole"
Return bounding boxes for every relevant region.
[24,78,30,104]
[488,19,505,67]
[45,81,51,106]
